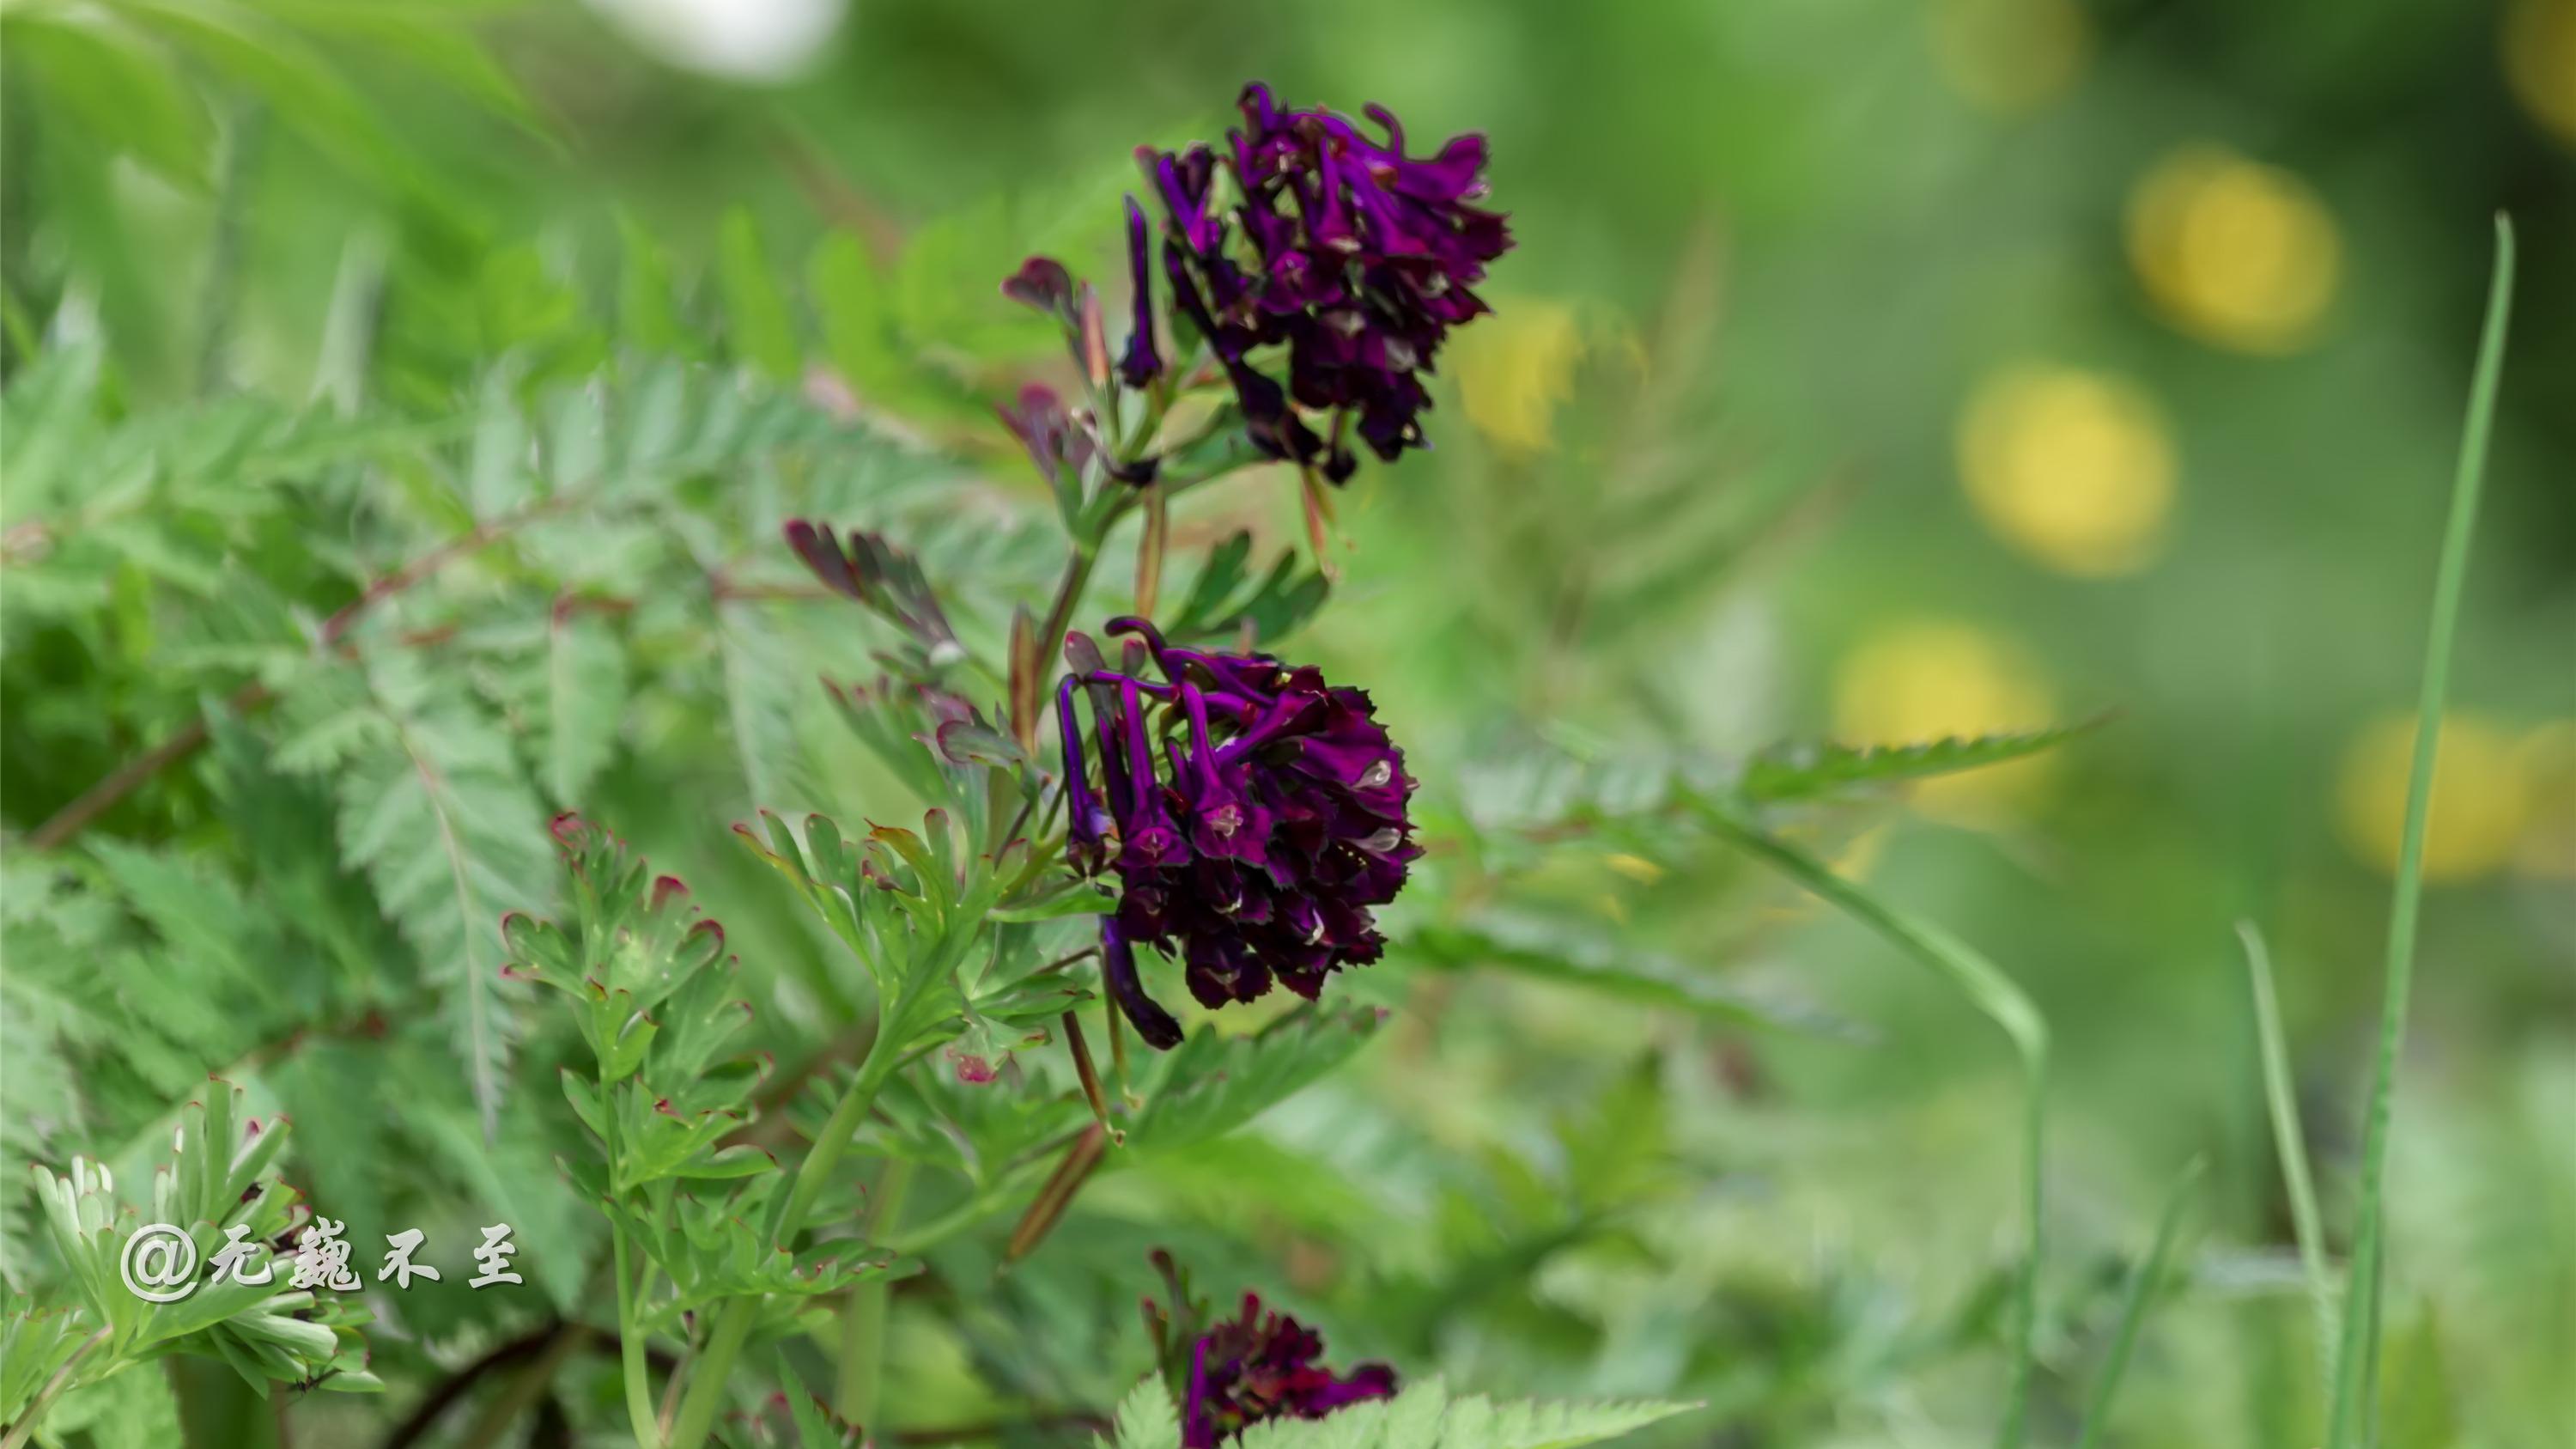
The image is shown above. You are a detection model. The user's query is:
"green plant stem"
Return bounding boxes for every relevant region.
[611,1228,661,1449]
[2324,216,2515,1449]
[1700,807,2049,1449]
[0,1325,107,1449]
[2238,922,2336,1378]
[1036,542,1101,679]
[2074,1159,2204,1449]
[668,1013,907,1449]
[835,1157,914,1424]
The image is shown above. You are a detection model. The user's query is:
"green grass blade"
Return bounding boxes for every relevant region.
[2238,922,2338,1379]
[1698,806,2049,1449]
[2324,214,2517,1449]
[2073,1157,2205,1449]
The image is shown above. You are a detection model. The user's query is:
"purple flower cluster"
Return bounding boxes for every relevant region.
[1057,618,1418,1049]
[1142,82,1513,478]
[1177,1294,1397,1447]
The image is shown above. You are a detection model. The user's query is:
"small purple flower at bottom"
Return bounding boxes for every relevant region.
[1181,1294,1397,1447]
[1143,1254,1396,1448]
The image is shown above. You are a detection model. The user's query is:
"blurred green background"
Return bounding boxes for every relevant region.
[3,0,2571,1446]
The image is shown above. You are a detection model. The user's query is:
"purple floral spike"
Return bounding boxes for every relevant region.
[1054,618,1418,1044]
[1138,82,1513,478]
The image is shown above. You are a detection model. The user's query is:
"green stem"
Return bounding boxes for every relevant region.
[1036,543,1101,678]
[2324,216,2514,1449]
[0,1325,107,1449]
[611,1228,661,1449]
[667,1014,908,1449]
[662,1292,753,1449]
[775,1010,907,1242]
[2238,922,2336,1379]
[2073,1159,2204,1449]
[835,1158,914,1424]
[598,1070,664,1449]
[1701,807,2049,1449]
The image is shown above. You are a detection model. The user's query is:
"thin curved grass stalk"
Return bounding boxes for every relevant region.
[2324,215,2516,1449]
[1697,806,2049,1449]
[2238,921,2337,1378]
[2072,1157,2205,1449]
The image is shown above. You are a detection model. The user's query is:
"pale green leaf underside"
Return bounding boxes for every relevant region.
[1103,1376,1695,1449]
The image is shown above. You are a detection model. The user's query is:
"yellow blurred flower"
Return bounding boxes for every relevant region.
[2335,713,2530,883]
[1929,0,2092,114]
[1451,301,1584,454]
[1832,620,2058,820]
[1604,852,1666,884]
[1957,364,2178,577]
[2513,720,2576,879]
[2126,144,2342,355]
[2506,0,2576,150]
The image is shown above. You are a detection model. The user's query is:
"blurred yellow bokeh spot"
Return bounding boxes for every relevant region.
[1929,0,2092,114]
[1832,619,2058,819]
[1452,301,1584,454]
[1604,851,1666,884]
[2512,720,2576,878]
[2126,144,2342,355]
[2335,713,2530,882]
[1958,364,2177,577]
[2506,0,2576,149]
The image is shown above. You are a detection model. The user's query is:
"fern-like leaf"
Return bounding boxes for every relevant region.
[319,657,551,1139]
[1735,721,2103,805]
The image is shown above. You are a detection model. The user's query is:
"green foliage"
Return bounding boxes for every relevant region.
[3,9,2557,1448]
[8,1086,378,1431]
[1124,1008,1384,1156]
[1095,1375,1698,1449]
[1733,721,2105,806]
[1161,531,1332,648]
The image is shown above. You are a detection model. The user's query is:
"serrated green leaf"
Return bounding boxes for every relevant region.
[1242,1379,1694,1449]
[1101,1374,1182,1449]
[1411,909,1853,1038]
[1736,720,2102,805]
[543,606,626,806]
[1127,1006,1382,1155]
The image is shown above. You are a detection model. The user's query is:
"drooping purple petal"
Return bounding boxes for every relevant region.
[1118,198,1163,388]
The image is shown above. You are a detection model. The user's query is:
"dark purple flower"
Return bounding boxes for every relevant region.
[1176,1294,1395,1446]
[1056,618,1418,1045]
[1138,82,1513,477]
